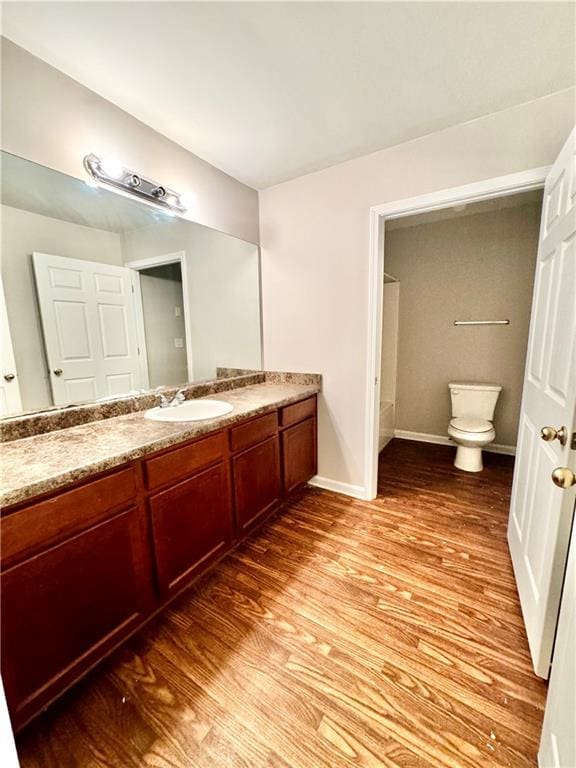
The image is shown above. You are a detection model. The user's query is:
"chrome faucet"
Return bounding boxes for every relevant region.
[158,389,186,408]
[158,393,170,408]
[171,389,186,407]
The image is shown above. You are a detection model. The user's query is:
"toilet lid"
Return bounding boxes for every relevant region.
[450,417,492,433]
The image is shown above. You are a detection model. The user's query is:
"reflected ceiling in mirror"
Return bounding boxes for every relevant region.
[0,151,262,418]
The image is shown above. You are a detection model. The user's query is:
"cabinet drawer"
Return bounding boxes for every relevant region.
[280,396,316,428]
[150,463,233,596]
[144,431,226,490]
[230,412,278,453]
[1,468,137,570]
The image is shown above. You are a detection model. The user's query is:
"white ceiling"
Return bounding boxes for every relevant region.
[2,2,574,189]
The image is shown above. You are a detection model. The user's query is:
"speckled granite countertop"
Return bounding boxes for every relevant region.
[0,382,320,508]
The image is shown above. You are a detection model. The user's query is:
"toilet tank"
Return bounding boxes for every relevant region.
[449,382,502,420]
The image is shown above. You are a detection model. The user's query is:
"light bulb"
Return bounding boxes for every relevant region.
[179,193,194,211]
[99,156,124,179]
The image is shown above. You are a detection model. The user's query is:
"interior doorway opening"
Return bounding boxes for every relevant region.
[137,262,187,389]
[377,188,543,464]
[366,167,550,501]
[127,251,194,391]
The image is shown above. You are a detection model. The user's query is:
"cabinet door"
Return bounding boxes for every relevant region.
[233,436,281,535]
[1,506,151,727]
[150,463,233,597]
[282,417,317,494]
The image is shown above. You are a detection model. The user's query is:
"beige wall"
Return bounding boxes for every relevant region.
[1,204,123,411]
[259,90,575,494]
[1,38,259,244]
[139,264,188,389]
[385,202,541,447]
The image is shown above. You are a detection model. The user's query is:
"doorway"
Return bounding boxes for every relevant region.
[127,251,194,390]
[137,262,187,389]
[376,189,543,458]
[366,166,550,499]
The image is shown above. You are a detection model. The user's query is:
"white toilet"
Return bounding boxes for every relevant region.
[447,382,502,472]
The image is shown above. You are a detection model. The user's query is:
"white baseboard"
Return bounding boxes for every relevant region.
[308,475,368,500]
[393,429,452,447]
[487,443,516,456]
[393,429,516,456]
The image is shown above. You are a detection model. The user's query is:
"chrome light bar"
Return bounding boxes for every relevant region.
[83,153,186,213]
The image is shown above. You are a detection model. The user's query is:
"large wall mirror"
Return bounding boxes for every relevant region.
[0,151,262,417]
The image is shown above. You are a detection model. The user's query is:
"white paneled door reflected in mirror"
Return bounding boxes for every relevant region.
[0,151,263,417]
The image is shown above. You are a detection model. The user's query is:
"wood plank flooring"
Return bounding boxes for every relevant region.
[16,439,547,767]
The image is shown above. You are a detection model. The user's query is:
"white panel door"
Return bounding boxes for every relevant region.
[538,525,576,768]
[0,276,23,416]
[33,253,141,405]
[508,128,576,678]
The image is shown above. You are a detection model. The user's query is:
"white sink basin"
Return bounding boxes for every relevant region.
[144,399,233,422]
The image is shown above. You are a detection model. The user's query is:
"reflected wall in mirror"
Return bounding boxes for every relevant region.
[0,151,262,417]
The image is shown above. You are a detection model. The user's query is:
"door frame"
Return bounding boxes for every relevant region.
[0,275,23,416]
[126,251,194,389]
[365,166,551,500]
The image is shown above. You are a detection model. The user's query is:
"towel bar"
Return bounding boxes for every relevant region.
[454,320,510,326]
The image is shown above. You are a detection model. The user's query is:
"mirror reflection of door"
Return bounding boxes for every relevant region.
[137,262,189,389]
[0,276,23,416]
[32,252,142,405]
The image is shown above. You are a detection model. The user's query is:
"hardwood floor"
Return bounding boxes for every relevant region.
[16,439,547,767]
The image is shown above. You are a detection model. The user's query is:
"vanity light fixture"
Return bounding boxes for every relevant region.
[83,153,187,213]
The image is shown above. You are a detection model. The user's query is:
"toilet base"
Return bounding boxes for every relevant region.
[454,445,483,472]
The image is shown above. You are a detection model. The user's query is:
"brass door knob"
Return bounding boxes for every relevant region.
[551,467,576,489]
[53,368,63,376]
[3,373,15,382]
[541,426,568,446]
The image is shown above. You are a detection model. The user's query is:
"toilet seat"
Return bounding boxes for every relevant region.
[449,416,492,434]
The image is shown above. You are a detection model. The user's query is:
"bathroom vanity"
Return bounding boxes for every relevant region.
[0,380,319,731]
[0,145,321,732]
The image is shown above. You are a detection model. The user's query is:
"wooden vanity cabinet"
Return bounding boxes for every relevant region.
[150,462,233,597]
[0,470,153,728]
[145,431,233,598]
[280,398,317,494]
[0,394,317,731]
[233,436,282,535]
[230,412,282,537]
